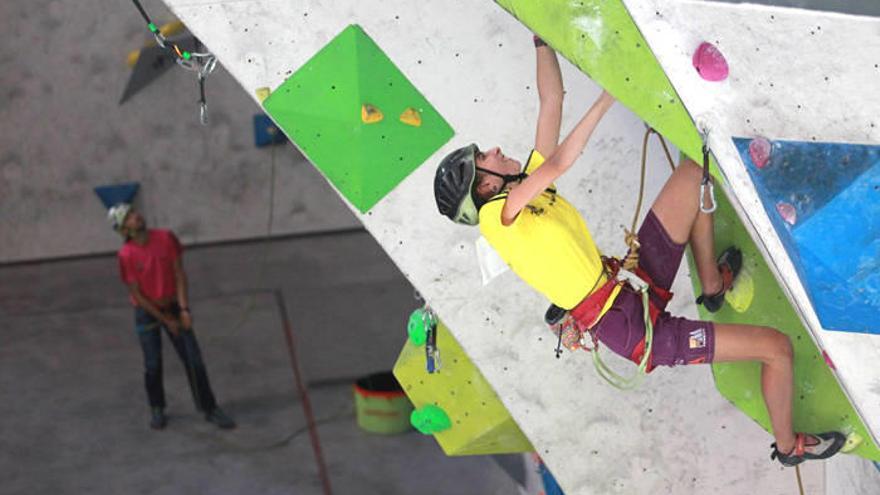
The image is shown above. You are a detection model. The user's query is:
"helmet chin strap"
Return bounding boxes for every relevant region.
[475,166,527,190]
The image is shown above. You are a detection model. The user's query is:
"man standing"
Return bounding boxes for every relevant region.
[109,203,235,430]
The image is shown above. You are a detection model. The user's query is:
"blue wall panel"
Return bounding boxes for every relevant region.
[734,137,880,334]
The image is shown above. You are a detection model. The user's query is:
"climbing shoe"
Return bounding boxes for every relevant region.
[770,432,846,467]
[150,407,167,430]
[205,407,236,429]
[696,246,742,313]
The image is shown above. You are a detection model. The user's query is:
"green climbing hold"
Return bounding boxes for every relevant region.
[182,51,191,60]
[407,308,434,346]
[410,405,451,435]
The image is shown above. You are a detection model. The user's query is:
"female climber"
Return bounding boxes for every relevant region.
[432,35,844,467]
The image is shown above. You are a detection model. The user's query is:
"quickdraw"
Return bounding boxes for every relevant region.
[129,0,218,124]
[699,128,717,213]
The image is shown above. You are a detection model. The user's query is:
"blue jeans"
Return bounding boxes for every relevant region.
[135,304,217,412]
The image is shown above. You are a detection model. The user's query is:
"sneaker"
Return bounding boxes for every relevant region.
[696,246,742,312]
[150,407,167,430]
[771,432,846,467]
[205,407,236,429]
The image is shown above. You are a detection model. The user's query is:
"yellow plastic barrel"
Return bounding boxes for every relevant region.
[353,371,413,434]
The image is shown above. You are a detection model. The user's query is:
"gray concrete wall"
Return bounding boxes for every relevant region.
[0,233,523,495]
[707,0,880,17]
[0,0,358,263]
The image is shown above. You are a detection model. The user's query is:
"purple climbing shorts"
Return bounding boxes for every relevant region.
[593,210,716,367]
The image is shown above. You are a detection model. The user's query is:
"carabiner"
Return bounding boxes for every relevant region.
[699,143,717,213]
[700,179,717,213]
[199,101,208,125]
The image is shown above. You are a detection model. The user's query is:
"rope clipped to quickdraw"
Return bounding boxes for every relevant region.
[129,0,218,125]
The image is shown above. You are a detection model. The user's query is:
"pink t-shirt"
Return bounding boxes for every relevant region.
[118,229,182,306]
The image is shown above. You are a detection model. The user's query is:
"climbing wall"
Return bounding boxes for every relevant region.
[619,0,880,457]
[393,317,534,456]
[687,189,879,460]
[162,0,830,492]
[733,138,880,334]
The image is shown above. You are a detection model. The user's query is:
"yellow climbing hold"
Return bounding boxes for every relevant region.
[126,50,141,68]
[725,263,755,313]
[399,107,422,127]
[840,431,864,453]
[126,20,186,67]
[361,103,384,124]
[255,87,271,103]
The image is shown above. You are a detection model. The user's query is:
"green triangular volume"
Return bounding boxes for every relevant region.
[264,25,454,212]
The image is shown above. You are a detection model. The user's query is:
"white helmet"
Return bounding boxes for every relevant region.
[107,203,132,232]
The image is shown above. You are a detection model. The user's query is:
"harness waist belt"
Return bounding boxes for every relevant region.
[568,257,674,372]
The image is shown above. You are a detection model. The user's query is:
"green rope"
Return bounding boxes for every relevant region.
[590,288,653,390]
[589,129,676,388]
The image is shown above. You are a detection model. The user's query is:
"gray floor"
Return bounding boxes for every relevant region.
[0,232,522,495]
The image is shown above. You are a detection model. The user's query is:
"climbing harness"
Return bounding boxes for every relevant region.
[546,127,677,390]
[548,257,672,390]
[129,0,218,124]
[698,128,717,213]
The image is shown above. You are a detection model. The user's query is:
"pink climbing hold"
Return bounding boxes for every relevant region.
[693,41,729,82]
[749,137,772,169]
[776,202,797,226]
[822,350,836,370]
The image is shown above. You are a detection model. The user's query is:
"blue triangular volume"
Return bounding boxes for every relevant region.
[94,182,140,209]
[734,137,880,334]
[253,114,287,147]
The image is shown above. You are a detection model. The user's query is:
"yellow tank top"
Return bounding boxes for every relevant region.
[478,150,621,312]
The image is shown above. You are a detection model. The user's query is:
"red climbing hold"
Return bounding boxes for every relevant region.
[776,202,797,226]
[693,42,729,82]
[749,137,772,169]
[822,349,836,370]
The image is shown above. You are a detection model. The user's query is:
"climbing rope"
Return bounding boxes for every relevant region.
[622,126,677,271]
[224,130,280,334]
[590,288,654,390]
[128,0,218,124]
[554,127,678,390]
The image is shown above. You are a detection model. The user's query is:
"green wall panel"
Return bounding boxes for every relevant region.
[688,189,880,460]
[263,25,454,212]
[494,0,706,163]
